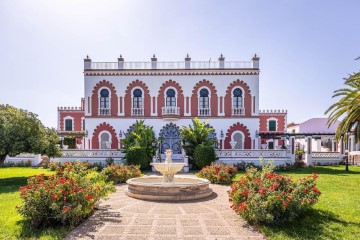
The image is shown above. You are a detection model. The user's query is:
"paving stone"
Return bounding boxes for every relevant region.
[65,173,264,240]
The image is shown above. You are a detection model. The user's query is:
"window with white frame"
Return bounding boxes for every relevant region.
[232,88,243,108]
[199,88,209,109]
[232,131,244,149]
[166,89,176,107]
[100,132,111,149]
[99,89,110,115]
[65,119,73,131]
[268,120,277,131]
[132,89,143,108]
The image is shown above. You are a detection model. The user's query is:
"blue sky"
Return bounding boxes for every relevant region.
[0,0,359,128]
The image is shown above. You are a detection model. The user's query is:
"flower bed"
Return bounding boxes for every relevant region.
[228,166,321,225]
[17,162,115,228]
[197,163,237,184]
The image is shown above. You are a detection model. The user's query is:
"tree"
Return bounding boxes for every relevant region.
[0,104,61,165]
[122,120,158,166]
[325,71,360,142]
[43,128,62,159]
[180,118,216,168]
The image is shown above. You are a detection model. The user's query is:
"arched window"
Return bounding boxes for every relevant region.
[99,89,110,115]
[232,88,243,108]
[232,132,243,149]
[132,89,143,108]
[166,89,176,107]
[199,88,209,109]
[65,119,72,131]
[100,132,111,149]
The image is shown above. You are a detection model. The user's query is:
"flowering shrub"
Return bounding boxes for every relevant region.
[101,164,142,184]
[228,165,321,225]
[17,162,115,228]
[197,163,237,184]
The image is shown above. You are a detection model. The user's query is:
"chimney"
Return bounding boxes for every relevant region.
[185,53,191,69]
[252,53,260,69]
[118,54,124,69]
[151,54,157,69]
[218,54,225,68]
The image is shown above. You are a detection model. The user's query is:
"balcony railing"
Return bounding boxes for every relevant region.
[90,61,254,70]
[162,106,180,116]
[232,108,245,116]
[98,108,110,116]
[132,108,144,116]
[198,108,211,116]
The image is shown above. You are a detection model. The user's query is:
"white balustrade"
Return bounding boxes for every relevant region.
[162,106,180,115]
[311,152,340,158]
[215,150,287,158]
[61,150,125,158]
[90,61,253,70]
[98,108,110,116]
[198,108,211,116]
[132,108,144,116]
[232,108,245,116]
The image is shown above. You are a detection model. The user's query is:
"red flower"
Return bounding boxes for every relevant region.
[63,206,71,212]
[63,197,67,201]
[286,196,292,201]
[86,195,93,201]
[282,201,289,207]
[311,187,321,194]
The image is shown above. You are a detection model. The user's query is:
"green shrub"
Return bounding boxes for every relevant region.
[228,165,321,225]
[126,146,150,170]
[63,137,76,149]
[193,144,216,168]
[101,164,141,184]
[18,162,115,228]
[197,163,237,184]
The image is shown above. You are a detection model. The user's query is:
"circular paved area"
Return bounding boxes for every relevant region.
[65,174,264,240]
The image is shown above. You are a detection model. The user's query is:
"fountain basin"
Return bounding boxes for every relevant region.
[151,162,185,182]
[125,176,213,201]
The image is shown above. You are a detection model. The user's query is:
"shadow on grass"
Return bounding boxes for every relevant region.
[0,177,28,194]
[259,208,360,240]
[16,220,68,240]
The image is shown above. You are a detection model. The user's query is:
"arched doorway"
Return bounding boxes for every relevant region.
[159,123,181,154]
[100,131,111,149]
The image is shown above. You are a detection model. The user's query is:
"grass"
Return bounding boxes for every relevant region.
[233,165,360,240]
[0,167,68,240]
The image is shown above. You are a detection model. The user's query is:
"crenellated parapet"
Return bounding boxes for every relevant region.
[58,106,83,111]
[259,109,287,114]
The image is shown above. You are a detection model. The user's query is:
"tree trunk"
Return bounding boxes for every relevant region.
[0,154,7,166]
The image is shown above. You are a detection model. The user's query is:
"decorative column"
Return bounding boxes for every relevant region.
[185,53,191,69]
[252,53,260,69]
[305,136,313,165]
[289,136,296,163]
[151,54,157,69]
[218,54,225,68]
[84,55,92,70]
[118,54,124,69]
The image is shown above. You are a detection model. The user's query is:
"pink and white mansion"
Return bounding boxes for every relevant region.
[57,54,287,153]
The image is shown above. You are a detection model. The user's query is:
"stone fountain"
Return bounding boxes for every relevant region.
[125,149,213,201]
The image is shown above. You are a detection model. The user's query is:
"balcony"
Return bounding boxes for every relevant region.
[132,108,144,116]
[89,61,254,70]
[232,108,245,116]
[162,106,180,119]
[98,108,110,116]
[198,108,211,116]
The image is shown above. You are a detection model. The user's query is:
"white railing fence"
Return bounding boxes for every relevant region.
[162,106,180,115]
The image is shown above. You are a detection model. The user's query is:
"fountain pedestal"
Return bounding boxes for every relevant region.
[125,149,213,201]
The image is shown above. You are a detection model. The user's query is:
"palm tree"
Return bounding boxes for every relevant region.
[325,71,360,142]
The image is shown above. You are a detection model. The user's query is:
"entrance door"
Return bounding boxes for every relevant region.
[159,123,181,154]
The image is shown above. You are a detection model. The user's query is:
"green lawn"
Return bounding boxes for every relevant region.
[233,165,360,240]
[0,167,68,240]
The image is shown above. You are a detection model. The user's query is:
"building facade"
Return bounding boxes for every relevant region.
[57,54,287,152]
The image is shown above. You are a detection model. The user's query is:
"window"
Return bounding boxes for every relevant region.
[232,88,243,108]
[100,132,111,149]
[232,132,243,149]
[268,141,274,149]
[65,119,72,131]
[269,120,276,131]
[166,89,176,107]
[132,89,143,108]
[82,119,85,131]
[199,88,209,109]
[100,89,109,109]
